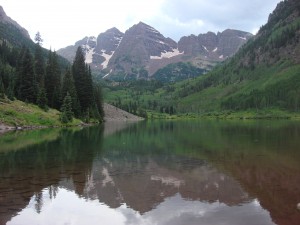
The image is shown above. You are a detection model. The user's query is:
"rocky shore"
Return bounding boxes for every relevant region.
[103,103,144,122]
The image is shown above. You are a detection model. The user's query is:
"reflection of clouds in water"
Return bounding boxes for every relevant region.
[8,189,275,225]
[117,194,274,225]
[8,188,126,225]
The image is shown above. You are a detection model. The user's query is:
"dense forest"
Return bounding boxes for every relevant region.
[0,34,104,123]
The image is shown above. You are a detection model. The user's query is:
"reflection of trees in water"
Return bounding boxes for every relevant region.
[0,126,104,223]
[0,121,300,225]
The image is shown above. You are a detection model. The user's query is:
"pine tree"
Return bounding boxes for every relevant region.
[34,32,43,45]
[60,92,73,123]
[34,41,45,87]
[72,47,94,114]
[0,76,5,99]
[94,84,104,121]
[61,68,80,117]
[19,48,37,103]
[37,87,48,111]
[45,50,61,109]
[15,46,26,98]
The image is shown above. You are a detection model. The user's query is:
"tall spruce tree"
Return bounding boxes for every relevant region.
[15,46,26,98]
[72,47,94,115]
[19,48,37,103]
[34,40,45,87]
[61,68,80,117]
[45,50,61,109]
[60,92,73,123]
[0,76,5,99]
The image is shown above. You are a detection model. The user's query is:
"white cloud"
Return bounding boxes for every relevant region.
[0,0,282,49]
[8,188,275,225]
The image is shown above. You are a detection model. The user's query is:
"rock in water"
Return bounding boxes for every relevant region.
[297,203,300,210]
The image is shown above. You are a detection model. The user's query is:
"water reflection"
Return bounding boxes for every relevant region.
[0,121,299,225]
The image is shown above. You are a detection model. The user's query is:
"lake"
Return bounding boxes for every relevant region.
[0,120,299,225]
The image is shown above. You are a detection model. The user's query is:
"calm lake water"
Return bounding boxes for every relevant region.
[0,120,300,225]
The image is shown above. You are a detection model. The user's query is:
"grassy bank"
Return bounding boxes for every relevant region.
[0,98,82,127]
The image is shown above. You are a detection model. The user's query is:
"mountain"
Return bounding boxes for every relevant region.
[0,6,69,68]
[159,0,300,114]
[178,29,253,62]
[57,27,124,70]
[0,5,33,48]
[57,22,252,81]
[0,6,30,40]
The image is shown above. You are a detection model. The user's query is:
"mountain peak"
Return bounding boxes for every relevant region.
[105,27,122,34]
[0,5,30,39]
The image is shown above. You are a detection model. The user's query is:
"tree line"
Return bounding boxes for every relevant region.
[0,33,104,123]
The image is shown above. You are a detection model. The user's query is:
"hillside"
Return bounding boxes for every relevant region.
[103,0,300,118]
[0,6,107,124]
[0,6,69,69]
[173,0,300,114]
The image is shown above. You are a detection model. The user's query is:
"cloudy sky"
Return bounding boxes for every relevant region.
[0,0,281,50]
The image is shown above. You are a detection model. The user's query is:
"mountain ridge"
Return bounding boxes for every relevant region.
[57,22,252,80]
[0,5,30,39]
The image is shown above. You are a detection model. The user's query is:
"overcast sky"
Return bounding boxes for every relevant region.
[0,0,281,50]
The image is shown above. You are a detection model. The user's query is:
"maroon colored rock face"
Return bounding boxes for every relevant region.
[57,21,253,80]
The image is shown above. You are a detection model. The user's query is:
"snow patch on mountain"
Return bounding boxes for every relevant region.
[103,69,113,79]
[202,45,209,52]
[238,36,247,41]
[150,48,184,60]
[101,51,115,69]
[213,47,218,52]
[116,37,123,48]
[85,47,95,64]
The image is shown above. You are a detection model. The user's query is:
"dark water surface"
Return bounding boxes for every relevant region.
[0,120,299,225]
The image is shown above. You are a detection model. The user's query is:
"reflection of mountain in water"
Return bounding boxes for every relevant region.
[0,121,300,225]
[80,157,251,214]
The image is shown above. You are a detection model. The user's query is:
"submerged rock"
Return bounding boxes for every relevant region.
[297,203,300,211]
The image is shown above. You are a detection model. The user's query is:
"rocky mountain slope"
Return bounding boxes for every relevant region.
[57,22,252,80]
[0,6,30,40]
[0,6,69,68]
[165,0,300,113]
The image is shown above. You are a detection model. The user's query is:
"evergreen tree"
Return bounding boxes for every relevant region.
[0,76,5,99]
[60,92,73,123]
[72,47,94,114]
[45,50,61,109]
[19,48,37,103]
[37,87,48,111]
[61,68,81,117]
[6,75,15,100]
[94,84,104,120]
[34,32,43,45]
[15,46,26,98]
[34,40,45,87]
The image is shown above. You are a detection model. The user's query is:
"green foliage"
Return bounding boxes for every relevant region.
[0,76,5,99]
[153,62,207,83]
[37,87,48,111]
[34,42,45,87]
[72,47,104,121]
[45,50,61,109]
[0,18,105,126]
[18,48,37,103]
[60,92,73,123]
